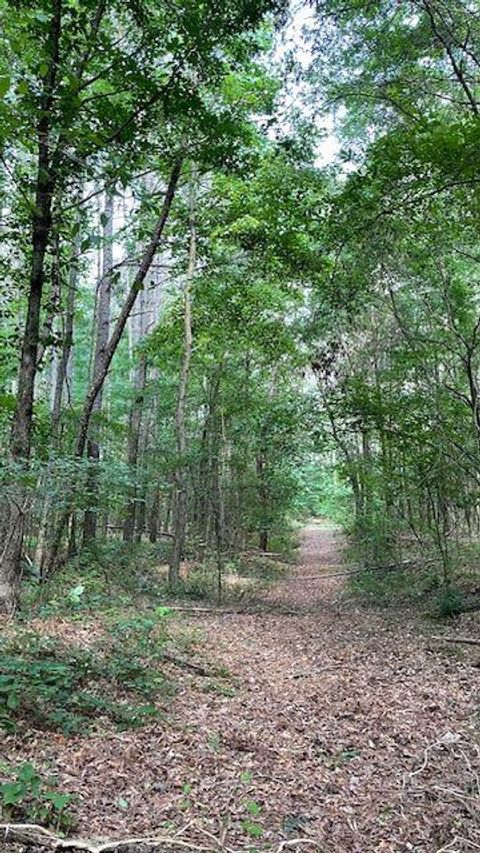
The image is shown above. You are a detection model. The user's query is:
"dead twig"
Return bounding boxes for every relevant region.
[164,606,298,616]
[435,837,480,852]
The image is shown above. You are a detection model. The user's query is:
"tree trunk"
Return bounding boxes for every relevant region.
[52,224,80,435]
[170,165,197,586]
[0,0,62,612]
[123,353,148,543]
[256,451,268,552]
[41,159,183,576]
[82,191,113,544]
[148,487,161,543]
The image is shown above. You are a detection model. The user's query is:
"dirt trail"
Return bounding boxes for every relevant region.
[6,523,479,852]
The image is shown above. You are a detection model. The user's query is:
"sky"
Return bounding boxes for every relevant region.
[275,1,343,166]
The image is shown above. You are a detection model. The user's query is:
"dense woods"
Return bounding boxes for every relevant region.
[2,0,480,610]
[1,0,480,850]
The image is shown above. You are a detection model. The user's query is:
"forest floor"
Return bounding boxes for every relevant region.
[3,521,480,852]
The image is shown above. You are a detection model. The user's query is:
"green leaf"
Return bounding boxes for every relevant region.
[0,76,10,99]
[6,692,20,710]
[17,763,38,784]
[1,782,24,806]
[44,791,72,810]
[241,821,263,839]
[68,584,85,604]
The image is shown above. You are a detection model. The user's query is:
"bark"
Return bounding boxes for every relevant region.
[52,226,80,435]
[214,414,226,604]
[33,231,62,568]
[36,227,62,370]
[41,159,183,575]
[83,190,113,544]
[148,487,161,543]
[123,353,148,543]
[0,0,62,612]
[35,222,81,576]
[256,452,269,552]
[169,166,197,586]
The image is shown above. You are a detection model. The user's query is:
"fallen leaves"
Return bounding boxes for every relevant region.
[2,522,479,852]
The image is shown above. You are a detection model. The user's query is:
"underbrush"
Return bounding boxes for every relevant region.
[348,545,480,619]
[22,536,295,613]
[0,610,175,735]
[22,540,172,617]
[0,761,75,831]
[348,563,441,609]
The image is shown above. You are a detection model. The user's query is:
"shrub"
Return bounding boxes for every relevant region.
[0,617,173,734]
[432,585,464,618]
[180,565,217,600]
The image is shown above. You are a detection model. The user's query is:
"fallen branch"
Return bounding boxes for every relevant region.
[0,824,212,852]
[164,606,298,616]
[240,550,288,560]
[161,651,218,677]
[429,635,480,647]
[164,606,240,615]
[0,825,322,853]
[280,557,436,582]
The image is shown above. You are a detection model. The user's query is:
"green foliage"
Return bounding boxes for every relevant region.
[348,565,441,609]
[294,460,352,526]
[241,820,264,839]
[240,799,264,837]
[24,541,172,617]
[0,615,173,734]
[0,762,74,831]
[432,586,465,619]
[178,565,218,601]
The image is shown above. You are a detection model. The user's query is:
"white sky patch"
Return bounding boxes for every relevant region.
[273,1,347,168]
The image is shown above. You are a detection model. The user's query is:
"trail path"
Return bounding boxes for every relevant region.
[7,523,479,852]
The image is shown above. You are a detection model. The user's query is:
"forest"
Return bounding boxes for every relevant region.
[0,0,479,851]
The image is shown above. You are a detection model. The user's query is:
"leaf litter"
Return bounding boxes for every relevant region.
[1,522,479,852]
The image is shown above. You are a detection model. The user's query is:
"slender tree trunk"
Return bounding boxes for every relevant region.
[170,165,197,586]
[36,220,81,578]
[0,0,62,612]
[83,191,113,544]
[41,159,183,576]
[33,231,62,568]
[52,226,80,435]
[214,413,226,604]
[148,487,161,543]
[123,354,148,542]
[256,451,269,552]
